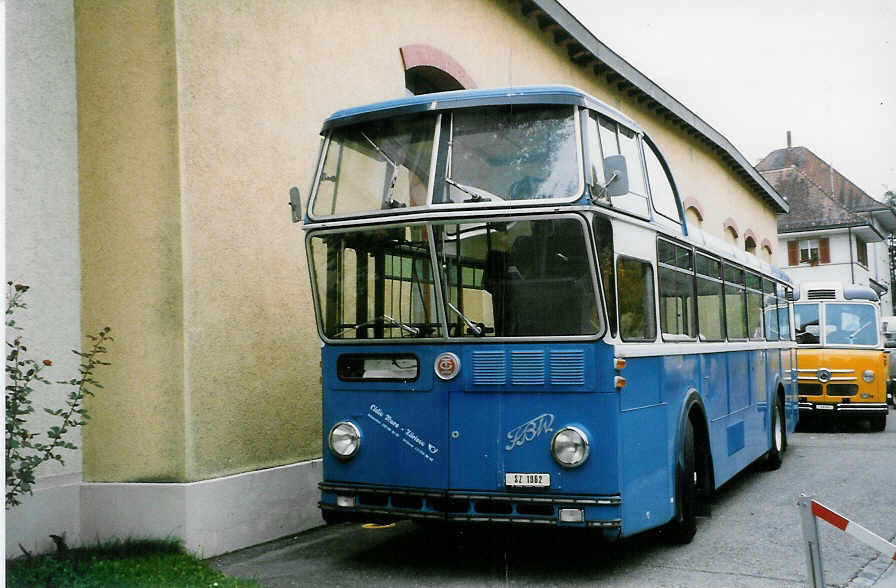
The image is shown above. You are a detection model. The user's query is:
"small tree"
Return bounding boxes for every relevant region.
[886,191,896,314]
[5,282,112,509]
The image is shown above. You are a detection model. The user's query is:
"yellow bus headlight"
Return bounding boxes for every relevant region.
[862,370,875,383]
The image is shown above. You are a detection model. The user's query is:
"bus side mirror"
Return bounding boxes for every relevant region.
[289,186,302,223]
[603,155,629,197]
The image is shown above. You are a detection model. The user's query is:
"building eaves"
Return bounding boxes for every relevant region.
[525,0,788,213]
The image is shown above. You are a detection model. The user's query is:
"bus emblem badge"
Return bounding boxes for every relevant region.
[435,352,461,381]
[505,413,555,451]
[817,368,832,383]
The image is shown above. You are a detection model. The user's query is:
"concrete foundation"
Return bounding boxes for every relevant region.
[7,459,322,558]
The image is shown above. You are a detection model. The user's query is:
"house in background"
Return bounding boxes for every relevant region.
[757,143,896,312]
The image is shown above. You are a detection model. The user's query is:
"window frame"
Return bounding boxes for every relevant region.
[695,251,725,342]
[615,254,658,343]
[722,262,748,341]
[642,135,683,225]
[656,238,697,341]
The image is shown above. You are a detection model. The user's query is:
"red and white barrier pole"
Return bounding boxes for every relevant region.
[798,494,896,588]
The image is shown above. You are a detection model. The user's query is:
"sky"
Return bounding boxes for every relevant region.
[559,0,895,201]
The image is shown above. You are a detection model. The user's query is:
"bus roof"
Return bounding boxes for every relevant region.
[321,85,640,133]
[793,281,879,302]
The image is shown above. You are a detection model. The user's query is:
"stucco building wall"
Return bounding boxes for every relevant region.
[6,0,83,554]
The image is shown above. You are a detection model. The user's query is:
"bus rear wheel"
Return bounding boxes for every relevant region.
[764,397,785,470]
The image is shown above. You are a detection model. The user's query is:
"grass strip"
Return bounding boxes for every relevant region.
[6,537,260,587]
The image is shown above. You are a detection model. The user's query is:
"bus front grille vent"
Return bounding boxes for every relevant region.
[472,351,506,385]
[550,350,585,385]
[511,351,545,385]
[807,289,836,299]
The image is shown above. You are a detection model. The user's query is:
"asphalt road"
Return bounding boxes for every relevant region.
[212,407,896,587]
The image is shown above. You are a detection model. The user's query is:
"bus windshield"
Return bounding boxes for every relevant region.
[311,105,582,218]
[439,105,581,204]
[308,217,600,340]
[794,302,878,346]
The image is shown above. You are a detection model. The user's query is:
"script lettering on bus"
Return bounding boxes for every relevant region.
[505,413,555,451]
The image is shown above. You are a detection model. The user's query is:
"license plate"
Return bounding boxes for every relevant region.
[505,473,550,488]
[816,404,835,411]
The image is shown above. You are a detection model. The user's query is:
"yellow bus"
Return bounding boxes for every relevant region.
[794,282,888,430]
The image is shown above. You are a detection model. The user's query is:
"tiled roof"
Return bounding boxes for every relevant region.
[759,167,863,233]
[756,146,888,232]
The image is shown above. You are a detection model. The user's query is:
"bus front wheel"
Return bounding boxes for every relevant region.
[665,419,697,545]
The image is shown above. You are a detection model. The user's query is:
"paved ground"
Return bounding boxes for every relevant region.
[212,407,896,587]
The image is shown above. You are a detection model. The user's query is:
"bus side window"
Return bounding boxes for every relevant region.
[696,253,724,341]
[643,139,681,224]
[745,272,764,340]
[723,263,747,340]
[778,284,793,340]
[593,215,617,337]
[763,279,780,341]
[586,114,606,200]
[598,116,649,217]
[616,256,656,341]
[657,239,696,339]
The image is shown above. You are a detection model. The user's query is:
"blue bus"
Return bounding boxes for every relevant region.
[297,86,798,543]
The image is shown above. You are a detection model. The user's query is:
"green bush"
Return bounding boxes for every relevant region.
[5,282,112,509]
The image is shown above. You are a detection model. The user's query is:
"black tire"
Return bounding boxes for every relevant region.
[765,396,785,470]
[665,418,697,544]
[870,413,887,432]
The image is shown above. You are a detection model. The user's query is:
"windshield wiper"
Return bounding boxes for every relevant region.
[360,131,398,169]
[446,301,485,336]
[334,315,420,338]
[444,178,503,203]
[361,131,403,208]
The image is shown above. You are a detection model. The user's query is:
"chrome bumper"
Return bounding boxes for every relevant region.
[799,402,888,414]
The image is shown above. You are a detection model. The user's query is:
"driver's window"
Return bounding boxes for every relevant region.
[597,116,649,217]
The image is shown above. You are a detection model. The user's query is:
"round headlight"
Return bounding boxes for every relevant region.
[863,369,875,383]
[551,426,590,468]
[328,421,361,460]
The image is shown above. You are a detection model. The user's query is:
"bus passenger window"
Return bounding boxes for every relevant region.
[723,263,747,340]
[657,240,695,339]
[696,254,724,341]
[778,286,793,340]
[763,279,780,341]
[745,272,764,340]
[616,256,656,341]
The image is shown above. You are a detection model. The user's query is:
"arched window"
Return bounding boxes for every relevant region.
[400,44,476,95]
[682,196,704,228]
[744,230,757,254]
[723,218,739,245]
